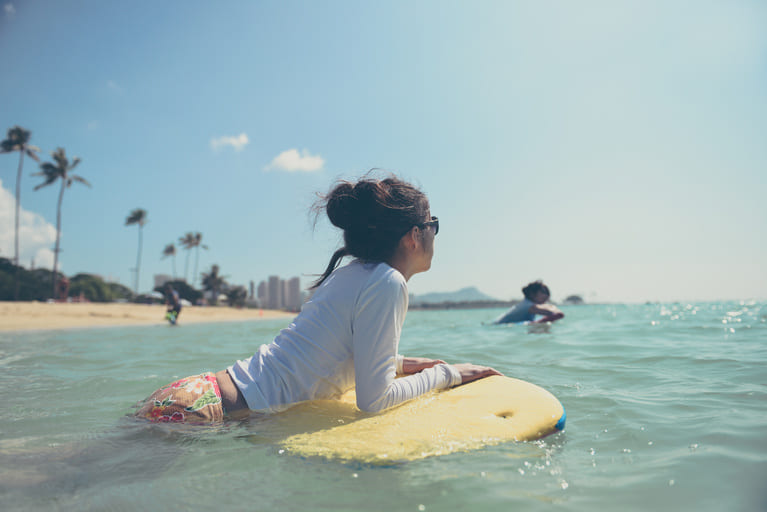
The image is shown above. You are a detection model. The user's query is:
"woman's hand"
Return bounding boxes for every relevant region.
[452,363,503,385]
[401,356,447,374]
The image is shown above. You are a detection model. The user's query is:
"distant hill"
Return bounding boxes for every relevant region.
[411,286,500,305]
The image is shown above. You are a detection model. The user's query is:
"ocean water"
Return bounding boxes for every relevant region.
[0,301,765,511]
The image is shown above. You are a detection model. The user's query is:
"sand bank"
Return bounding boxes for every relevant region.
[0,301,295,332]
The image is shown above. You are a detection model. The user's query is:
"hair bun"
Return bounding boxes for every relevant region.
[326,182,359,230]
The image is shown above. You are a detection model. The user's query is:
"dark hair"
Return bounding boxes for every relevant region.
[311,174,430,289]
[522,280,550,300]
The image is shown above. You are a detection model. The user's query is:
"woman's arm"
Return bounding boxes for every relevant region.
[399,356,446,374]
[352,272,461,413]
[451,363,502,383]
[529,303,565,322]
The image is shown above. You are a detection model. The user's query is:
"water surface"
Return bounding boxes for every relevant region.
[1,302,765,511]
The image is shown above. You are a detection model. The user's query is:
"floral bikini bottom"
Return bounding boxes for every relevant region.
[135,372,225,423]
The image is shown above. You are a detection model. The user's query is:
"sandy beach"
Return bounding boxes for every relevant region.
[0,301,295,332]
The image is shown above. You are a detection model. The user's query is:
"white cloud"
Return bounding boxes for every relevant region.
[0,179,57,270]
[210,133,249,152]
[106,80,122,93]
[265,148,325,172]
[4,3,15,16]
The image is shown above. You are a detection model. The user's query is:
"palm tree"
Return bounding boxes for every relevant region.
[191,232,208,288]
[162,243,177,279]
[33,148,91,298]
[125,208,148,294]
[178,231,208,287]
[1,126,41,300]
[201,264,227,306]
[179,232,196,283]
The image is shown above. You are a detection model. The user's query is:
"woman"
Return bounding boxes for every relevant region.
[493,280,565,325]
[136,175,500,423]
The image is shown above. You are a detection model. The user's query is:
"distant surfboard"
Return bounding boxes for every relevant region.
[165,311,178,325]
[276,375,565,463]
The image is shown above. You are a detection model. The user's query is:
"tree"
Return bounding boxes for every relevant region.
[201,264,227,306]
[125,208,148,294]
[191,232,208,287]
[0,257,59,301]
[153,279,201,305]
[1,126,41,300]
[179,232,196,283]
[226,285,247,308]
[162,243,177,279]
[69,273,133,302]
[179,231,208,286]
[33,148,91,298]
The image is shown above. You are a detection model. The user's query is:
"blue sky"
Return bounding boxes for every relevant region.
[1,0,765,303]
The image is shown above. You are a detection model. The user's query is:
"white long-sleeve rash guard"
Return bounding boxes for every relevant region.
[228,260,461,413]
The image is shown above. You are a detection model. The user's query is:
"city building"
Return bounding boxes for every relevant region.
[257,275,305,311]
[154,274,173,289]
[267,275,282,310]
[285,277,302,311]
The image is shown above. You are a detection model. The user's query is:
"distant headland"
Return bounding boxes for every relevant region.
[408,286,585,310]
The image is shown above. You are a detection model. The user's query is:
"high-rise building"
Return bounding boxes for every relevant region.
[154,274,173,289]
[286,277,302,311]
[254,275,304,310]
[268,275,282,310]
[257,280,268,306]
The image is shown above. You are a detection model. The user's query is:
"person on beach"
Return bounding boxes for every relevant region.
[135,175,501,423]
[57,276,70,302]
[493,281,565,324]
[164,284,182,325]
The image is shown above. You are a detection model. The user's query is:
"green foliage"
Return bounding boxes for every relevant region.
[0,258,57,301]
[125,208,148,227]
[201,264,227,306]
[153,280,201,305]
[226,285,247,308]
[69,274,133,302]
[0,259,132,302]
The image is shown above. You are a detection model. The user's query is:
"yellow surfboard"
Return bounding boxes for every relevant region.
[273,375,565,463]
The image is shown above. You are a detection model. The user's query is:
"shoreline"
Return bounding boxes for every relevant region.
[0,301,295,332]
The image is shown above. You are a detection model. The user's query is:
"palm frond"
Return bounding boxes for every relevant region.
[38,162,60,175]
[52,148,68,168]
[33,173,58,190]
[126,208,148,226]
[162,243,176,258]
[25,148,41,161]
[179,232,196,249]
[70,174,91,187]
[2,126,31,149]
[1,127,38,155]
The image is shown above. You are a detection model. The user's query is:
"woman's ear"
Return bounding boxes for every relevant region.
[409,227,421,250]
[400,227,418,252]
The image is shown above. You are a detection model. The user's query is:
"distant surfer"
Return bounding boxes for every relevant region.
[164,283,182,325]
[493,281,565,324]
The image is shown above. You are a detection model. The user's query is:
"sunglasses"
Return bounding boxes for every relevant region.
[418,216,439,236]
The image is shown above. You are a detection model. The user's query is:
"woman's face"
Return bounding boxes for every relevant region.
[532,290,550,304]
[416,212,437,273]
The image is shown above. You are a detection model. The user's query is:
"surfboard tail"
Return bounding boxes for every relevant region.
[555,409,566,431]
